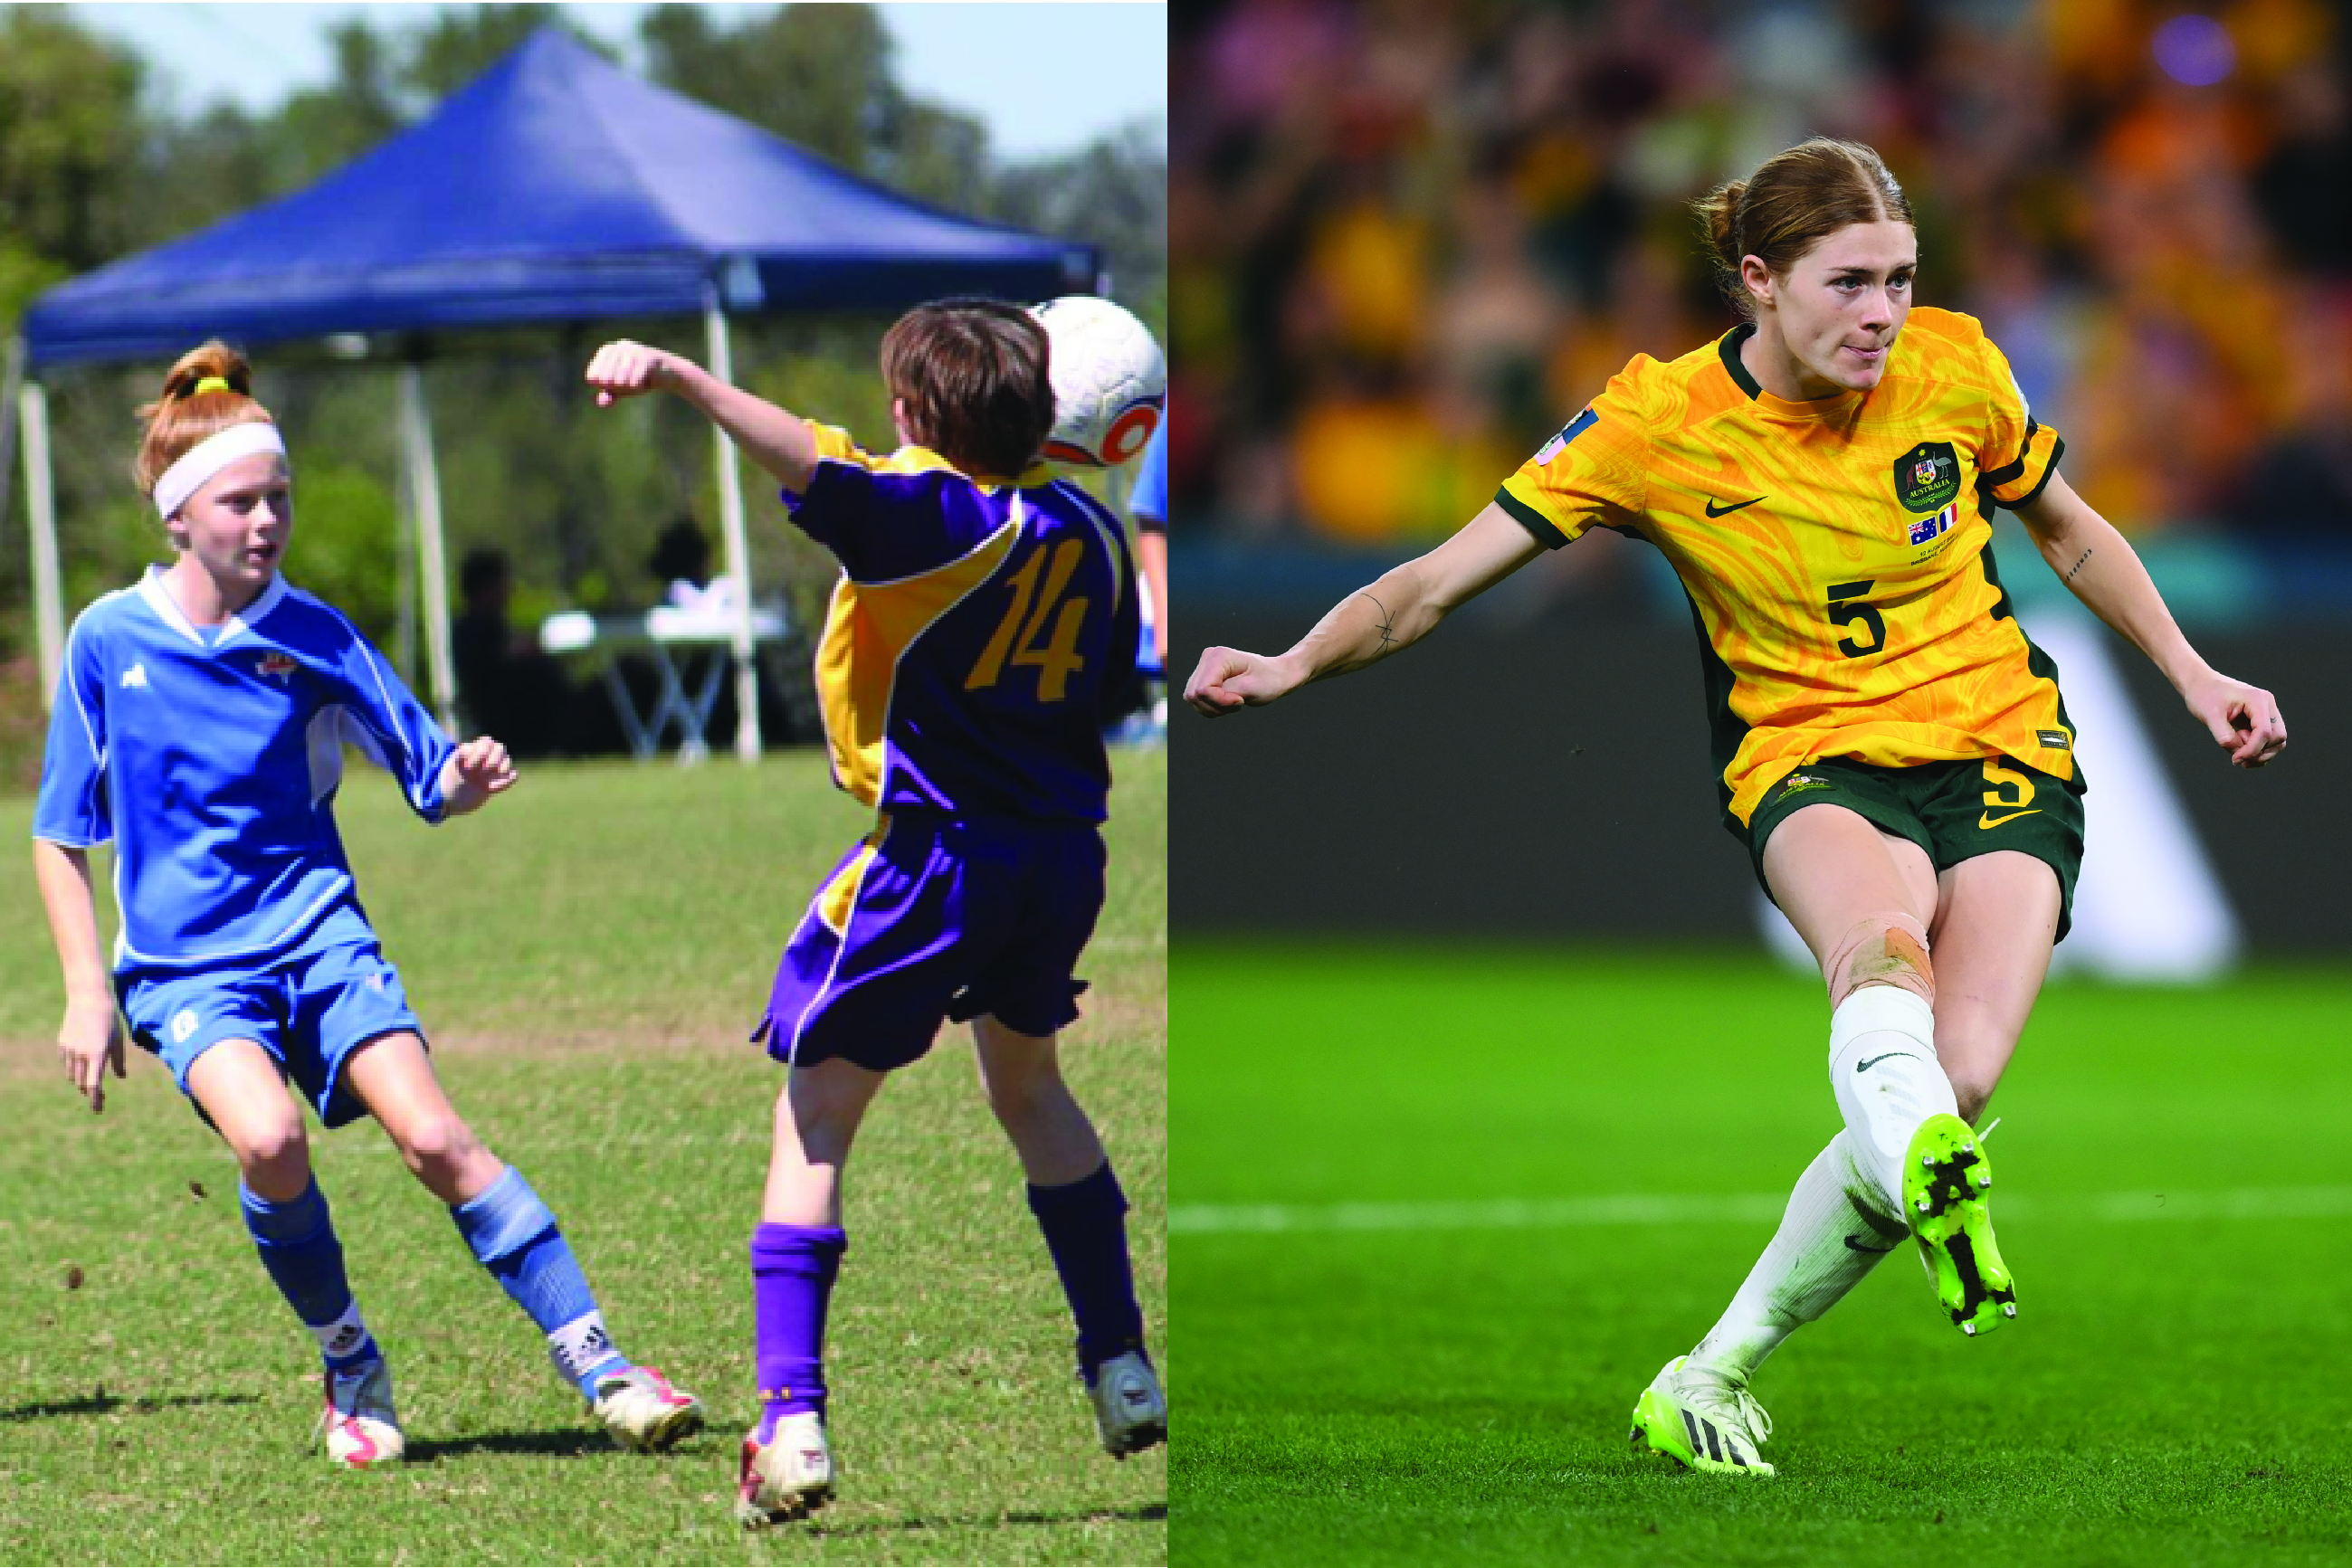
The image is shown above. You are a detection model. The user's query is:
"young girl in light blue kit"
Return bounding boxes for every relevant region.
[31,341,704,1468]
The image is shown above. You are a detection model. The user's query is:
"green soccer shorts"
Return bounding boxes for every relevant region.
[1740,754,2086,941]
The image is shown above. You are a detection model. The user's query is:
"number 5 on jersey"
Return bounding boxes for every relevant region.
[967,538,1090,702]
[1826,580,1886,658]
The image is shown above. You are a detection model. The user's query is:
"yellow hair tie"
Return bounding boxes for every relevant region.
[192,375,233,396]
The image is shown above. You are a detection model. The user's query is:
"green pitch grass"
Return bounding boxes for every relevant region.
[1173,945,2352,1567]
[0,751,1164,1566]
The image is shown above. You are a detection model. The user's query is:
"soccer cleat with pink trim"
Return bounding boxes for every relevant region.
[591,1365,705,1451]
[737,1411,835,1527]
[314,1358,405,1469]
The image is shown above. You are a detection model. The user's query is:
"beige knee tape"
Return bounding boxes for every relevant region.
[1824,913,1934,1007]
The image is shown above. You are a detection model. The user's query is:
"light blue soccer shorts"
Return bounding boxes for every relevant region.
[114,901,424,1129]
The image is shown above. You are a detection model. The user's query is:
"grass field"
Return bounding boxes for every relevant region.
[0,750,1165,1566]
[1172,944,2352,1567]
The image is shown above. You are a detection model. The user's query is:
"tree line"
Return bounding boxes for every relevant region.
[0,4,1165,690]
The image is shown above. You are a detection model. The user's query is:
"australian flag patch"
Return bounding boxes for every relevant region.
[1535,407,1598,467]
[1908,502,1957,546]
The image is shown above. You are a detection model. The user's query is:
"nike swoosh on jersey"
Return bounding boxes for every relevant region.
[1978,808,2042,829]
[1703,496,1766,518]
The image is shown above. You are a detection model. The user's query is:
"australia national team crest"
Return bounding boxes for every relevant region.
[255,651,299,680]
[1892,441,1960,514]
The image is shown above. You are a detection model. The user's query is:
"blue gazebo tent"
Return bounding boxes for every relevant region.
[9,28,1097,755]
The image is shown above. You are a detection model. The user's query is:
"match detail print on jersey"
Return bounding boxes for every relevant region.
[1492,309,2071,827]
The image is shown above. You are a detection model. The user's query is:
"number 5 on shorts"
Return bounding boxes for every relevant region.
[967,539,1091,702]
[1978,757,2040,829]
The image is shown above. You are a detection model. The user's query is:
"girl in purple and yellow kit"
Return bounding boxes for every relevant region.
[586,299,1162,1526]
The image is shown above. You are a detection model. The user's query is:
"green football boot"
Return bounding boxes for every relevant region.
[1628,1356,1775,1477]
[1903,1112,2017,1336]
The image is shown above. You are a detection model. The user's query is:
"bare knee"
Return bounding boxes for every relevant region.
[233,1112,311,1194]
[1826,913,1936,1008]
[982,1052,1067,1130]
[393,1112,484,1189]
[777,1062,881,1168]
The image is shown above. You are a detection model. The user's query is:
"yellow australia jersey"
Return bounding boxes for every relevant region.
[1495,307,2071,828]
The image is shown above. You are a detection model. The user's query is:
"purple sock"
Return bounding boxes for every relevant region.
[1026,1162,1145,1383]
[751,1222,846,1442]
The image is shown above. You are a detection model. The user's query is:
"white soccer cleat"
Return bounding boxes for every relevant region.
[1628,1355,1776,1477]
[591,1365,705,1452]
[1089,1350,1167,1458]
[736,1411,835,1527]
[315,1358,405,1469]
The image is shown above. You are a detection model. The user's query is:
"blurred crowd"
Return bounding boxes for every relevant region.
[1170,0,2352,547]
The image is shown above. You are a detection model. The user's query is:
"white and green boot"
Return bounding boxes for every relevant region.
[1904,1113,2017,1336]
[1628,1356,1775,1477]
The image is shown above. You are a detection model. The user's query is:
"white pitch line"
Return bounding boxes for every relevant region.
[1168,1186,2352,1236]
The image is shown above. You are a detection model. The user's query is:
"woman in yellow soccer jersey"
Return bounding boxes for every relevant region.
[1186,138,2286,1477]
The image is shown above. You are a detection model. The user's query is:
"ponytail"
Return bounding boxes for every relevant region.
[135,339,276,499]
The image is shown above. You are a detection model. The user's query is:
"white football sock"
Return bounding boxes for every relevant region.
[1828,984,1957,1214]
[1685,1132,1904,1383]
[308,1299,375,1365]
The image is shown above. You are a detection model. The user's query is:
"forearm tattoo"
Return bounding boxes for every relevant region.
[1360,591,1398,651]
[2064,547,2093,582]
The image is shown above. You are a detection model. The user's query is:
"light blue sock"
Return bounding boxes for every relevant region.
[242,1178,381,1373]
[450,1166,629,1399]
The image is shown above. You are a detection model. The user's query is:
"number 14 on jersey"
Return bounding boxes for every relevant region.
[967,539,1090,702]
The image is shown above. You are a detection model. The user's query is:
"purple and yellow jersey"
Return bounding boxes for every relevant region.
[1494,308,2070,828]
[786,424,1139,822]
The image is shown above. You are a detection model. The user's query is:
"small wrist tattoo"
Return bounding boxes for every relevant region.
[1361,591,1398,651]
[2064,547,2093,582]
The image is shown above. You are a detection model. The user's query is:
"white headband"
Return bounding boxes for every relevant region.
[154,423,289,519]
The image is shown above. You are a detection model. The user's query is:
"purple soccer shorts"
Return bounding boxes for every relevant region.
[753,812,1107,1072]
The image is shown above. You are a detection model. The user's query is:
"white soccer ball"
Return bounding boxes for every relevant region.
[1032,296,1166,469]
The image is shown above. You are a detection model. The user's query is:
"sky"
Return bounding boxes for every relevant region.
[64,2,1167,160]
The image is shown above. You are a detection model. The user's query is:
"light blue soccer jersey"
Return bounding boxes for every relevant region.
[33,568,454,969]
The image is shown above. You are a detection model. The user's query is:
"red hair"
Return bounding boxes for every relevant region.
[134,340,277,499]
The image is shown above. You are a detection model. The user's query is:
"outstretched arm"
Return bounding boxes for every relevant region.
[33,840,123,1114]
[585,340,820,494]
[2012,470,2285,767]
[1185,503,1544,716]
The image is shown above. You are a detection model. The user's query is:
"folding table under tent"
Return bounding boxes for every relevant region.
[10,26,1098,759]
